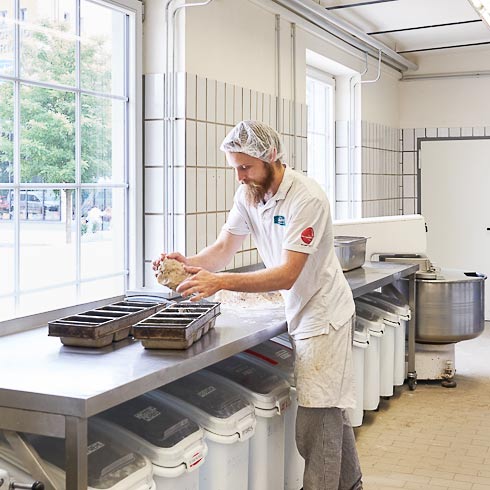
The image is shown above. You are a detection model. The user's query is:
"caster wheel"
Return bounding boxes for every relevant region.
[441,379,457,388]
[408,378,417,391]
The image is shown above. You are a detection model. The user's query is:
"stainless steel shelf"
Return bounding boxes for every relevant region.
[0,261,417,489]
[346,261,419,297]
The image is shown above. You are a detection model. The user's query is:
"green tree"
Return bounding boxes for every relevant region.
[0,82,13,185]
[0,20,113,241]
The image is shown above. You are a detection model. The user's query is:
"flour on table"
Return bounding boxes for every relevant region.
[215,290,284,308]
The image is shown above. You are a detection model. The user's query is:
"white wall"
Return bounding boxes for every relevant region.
[403,45,490,75]
[399,47,490,128]
[185,0,278,96]
[400,77,490,128]
[182,0,401,126]
[361,67,400,127]
[142,0,165,74]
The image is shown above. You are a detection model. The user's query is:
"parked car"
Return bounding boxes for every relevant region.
[43,198,61,212]
[9,191,60,216]
[0,194,9,213]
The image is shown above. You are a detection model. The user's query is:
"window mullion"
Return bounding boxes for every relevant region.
[124,12,130,291]
[13,0,20,308]
[75,0,82,295]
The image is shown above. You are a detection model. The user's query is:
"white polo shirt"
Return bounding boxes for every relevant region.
[223,165,355,340]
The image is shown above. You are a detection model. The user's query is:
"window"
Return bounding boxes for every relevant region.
[306,69,336,214]
[0,0,141,324]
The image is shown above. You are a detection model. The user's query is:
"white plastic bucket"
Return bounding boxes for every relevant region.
[95,393,207,490]
[198,430,250,490]
[358,291,410,393]
[205,355,291,490]
[377,285,412,386]
[394,319,408,385]
[244,338,305,490]
[357,298,399,398]
[355,304,385,411]
[153,371,256,490]
[347,319,369,427]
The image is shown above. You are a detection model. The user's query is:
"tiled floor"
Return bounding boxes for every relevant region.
[355,322,490,490]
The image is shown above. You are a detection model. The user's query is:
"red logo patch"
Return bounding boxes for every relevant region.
[301,227,314,245]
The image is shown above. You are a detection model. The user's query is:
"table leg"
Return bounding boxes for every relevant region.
[65,416,88,490]
[407,273,417,390]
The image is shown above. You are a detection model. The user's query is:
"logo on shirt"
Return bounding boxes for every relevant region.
[274,215,286,226]
[301,227,314,245]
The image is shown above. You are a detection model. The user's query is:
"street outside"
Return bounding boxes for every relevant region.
[0,217,125,319]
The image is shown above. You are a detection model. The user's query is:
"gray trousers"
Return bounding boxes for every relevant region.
[296,406,363,490]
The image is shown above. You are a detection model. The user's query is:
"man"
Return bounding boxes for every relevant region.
[153,120,363,490]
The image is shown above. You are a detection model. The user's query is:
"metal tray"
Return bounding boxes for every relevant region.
[334,236,368,272]
[133,301,220,349]
[48,299,168,346]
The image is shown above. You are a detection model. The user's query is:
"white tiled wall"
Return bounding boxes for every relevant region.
[400,126,490,215]
[143,73,307,284]
[145,74,482,284]
[359,121,402,218]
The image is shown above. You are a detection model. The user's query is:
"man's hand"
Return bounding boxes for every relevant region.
[177,266,223,302]
[152,252,188,276]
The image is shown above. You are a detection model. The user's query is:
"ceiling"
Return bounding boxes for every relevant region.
[317,0,490,55]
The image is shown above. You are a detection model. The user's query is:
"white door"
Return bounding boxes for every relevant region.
[420,139,490,320]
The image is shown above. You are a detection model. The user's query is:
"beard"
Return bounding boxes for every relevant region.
[244,162,276,207]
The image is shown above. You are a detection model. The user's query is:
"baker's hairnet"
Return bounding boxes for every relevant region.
[220,120,286,163]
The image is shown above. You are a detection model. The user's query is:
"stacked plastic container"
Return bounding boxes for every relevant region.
[152,370,256,490]
[357,293,407,396]
[355,302,385,411]
[205,354,291,490]
[95,393,207,490]
[347,318,370,427]
[0,424,155,490]
[377,284,411,386]
[242,339,305,490]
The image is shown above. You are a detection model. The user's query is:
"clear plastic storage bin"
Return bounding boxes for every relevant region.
[152,371,256,490]
[243,339,305,490]
[95,393,207,490]
[347,318,370,427]
[205,354,291,490]
[0,424,154,490]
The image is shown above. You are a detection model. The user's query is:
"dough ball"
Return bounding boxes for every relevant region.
[157,258,191,291]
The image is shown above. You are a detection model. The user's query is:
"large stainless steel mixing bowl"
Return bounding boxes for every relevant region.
[397,269,486,344]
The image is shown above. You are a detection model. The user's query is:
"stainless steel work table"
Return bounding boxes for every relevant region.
[0,261,417,489]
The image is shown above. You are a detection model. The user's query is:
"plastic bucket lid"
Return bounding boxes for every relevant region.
[356,298,399,326]
[355,305,385,335]
[21,424,152,490]
[271,333,292,348]
[205,355,291,414]
[154,371,256,441]
[96,393,206,471]
[359,290,410,319]
[241,342,295,386]
[354,318,370,344]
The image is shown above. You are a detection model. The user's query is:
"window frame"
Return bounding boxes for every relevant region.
[0,0,143,335]
[306,66,336,215]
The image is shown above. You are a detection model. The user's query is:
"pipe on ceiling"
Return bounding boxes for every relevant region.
[270,0,418,72]
[401,70,490,81]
